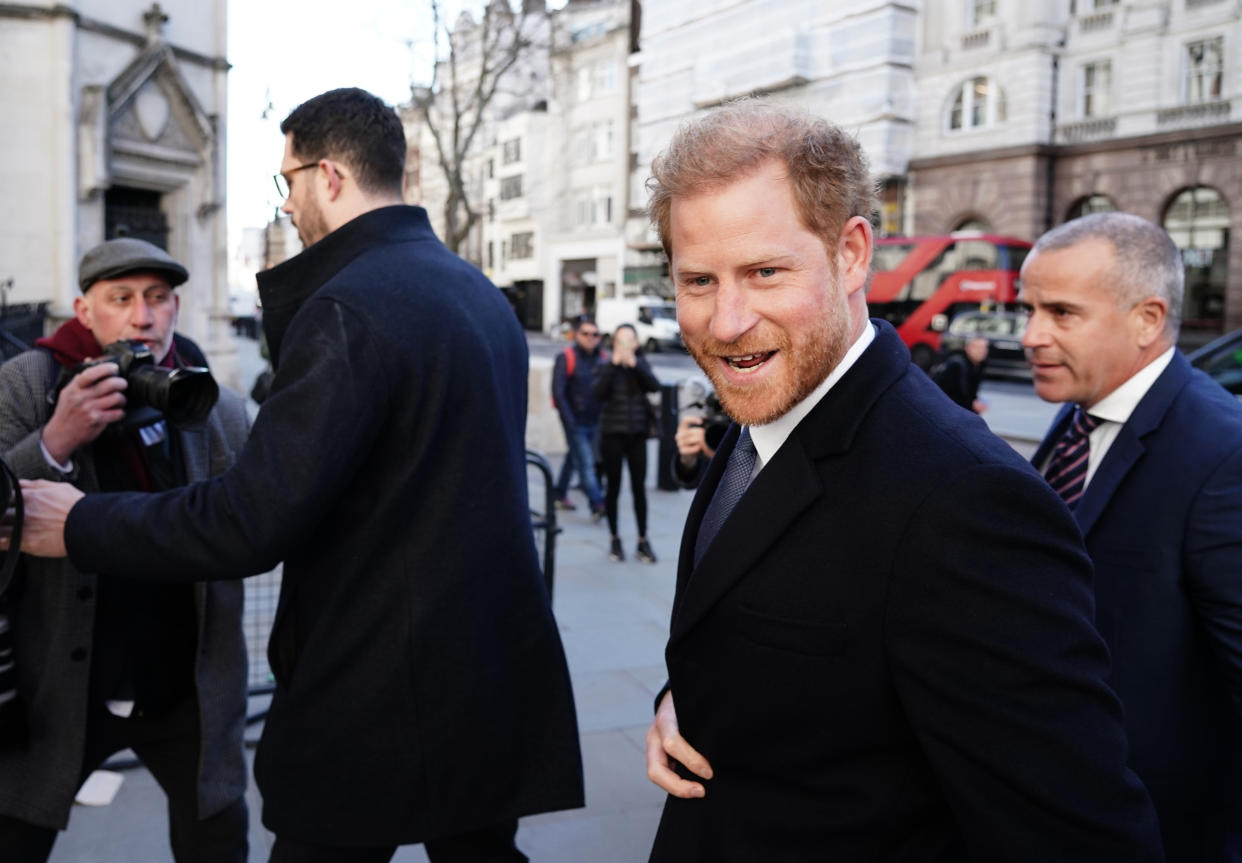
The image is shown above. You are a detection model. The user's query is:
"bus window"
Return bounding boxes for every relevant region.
[873,243,916,272]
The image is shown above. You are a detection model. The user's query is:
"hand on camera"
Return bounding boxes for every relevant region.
[41,362,126,465]
[675,415,715,467]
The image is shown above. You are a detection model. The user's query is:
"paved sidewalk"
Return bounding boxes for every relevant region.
[48,445,687,863]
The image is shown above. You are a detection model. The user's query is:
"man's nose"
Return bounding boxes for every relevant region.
[709,280,758,345]
[130,299,154,327]
[1020,313,1046,349]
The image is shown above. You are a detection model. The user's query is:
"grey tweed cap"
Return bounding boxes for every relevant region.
[78,238,189,292]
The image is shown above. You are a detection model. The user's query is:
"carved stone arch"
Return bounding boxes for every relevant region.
[79,40,219,214]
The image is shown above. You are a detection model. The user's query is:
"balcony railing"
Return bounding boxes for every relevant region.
[1076,10,1116,34]
[1057,117,1118,143]
[1157,99,1231,126]
[960,28,991,51]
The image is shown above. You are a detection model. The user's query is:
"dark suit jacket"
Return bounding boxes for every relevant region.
[63,206,584,845]
[1032,351,1242,861]
[651,321,1162,862]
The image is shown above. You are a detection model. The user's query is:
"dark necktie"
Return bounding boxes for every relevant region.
[695,428,758,566]
[1044,408,1101,508]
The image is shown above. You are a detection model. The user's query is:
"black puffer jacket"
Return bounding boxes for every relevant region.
[593,355,660,436]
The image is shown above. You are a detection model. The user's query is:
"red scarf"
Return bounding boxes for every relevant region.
[35,318,178,370]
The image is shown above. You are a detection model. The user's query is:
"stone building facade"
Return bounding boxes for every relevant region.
[911,0,1242,341]
[0,0,234,378]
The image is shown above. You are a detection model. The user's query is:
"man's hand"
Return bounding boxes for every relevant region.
[41,362,126,465]
[0,479,83,558]
[675,416,715,468]
[646,690,713,798]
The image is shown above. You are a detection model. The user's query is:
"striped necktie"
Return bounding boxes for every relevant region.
[694,428,758,566]
[1044,408,1101,508]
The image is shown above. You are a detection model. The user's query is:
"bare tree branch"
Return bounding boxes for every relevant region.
[408,0,545,256]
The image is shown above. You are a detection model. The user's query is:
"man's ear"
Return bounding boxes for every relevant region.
[838,216,873,297]
[1132,295,1169,348]
[72,294,91,329]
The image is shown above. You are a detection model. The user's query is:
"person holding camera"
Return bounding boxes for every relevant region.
[0,238,251,862]
[592,324,661,563]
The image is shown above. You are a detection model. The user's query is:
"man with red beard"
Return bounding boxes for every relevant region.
[641,102,1163,861]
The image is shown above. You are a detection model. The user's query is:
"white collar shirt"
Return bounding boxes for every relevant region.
[1076,347,1175,487]
[746,322,877,478]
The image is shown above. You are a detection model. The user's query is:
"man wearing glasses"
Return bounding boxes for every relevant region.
[12,87,584,862]
[551,314,607,517]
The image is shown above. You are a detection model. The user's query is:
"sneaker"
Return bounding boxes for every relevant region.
[636,540,657,564]
[554,497,577,511]
[608,537,625,562]
[591,504,606,524]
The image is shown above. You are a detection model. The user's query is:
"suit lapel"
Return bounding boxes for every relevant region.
[669,320,910,644]
[670,436,823,642]
[1073,353,1190,536]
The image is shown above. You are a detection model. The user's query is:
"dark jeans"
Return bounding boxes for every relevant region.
[0,695,248,863]
[268,818,526,863]
[555,423,603,508]
[600,432,648,537]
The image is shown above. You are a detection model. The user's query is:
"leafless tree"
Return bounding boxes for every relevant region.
[408,0,546,256]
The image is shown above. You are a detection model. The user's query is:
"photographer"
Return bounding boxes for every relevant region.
[672,391,727,490]
[0,238,250,863]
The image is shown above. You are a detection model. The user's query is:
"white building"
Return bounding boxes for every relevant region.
[0,1,235,381]
[633,0,919,245]
[541,0,634,330]
[910,0,1242,340]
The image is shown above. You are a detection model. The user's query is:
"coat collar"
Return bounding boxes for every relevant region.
[256,205,435,368]
[669,320,911,642]
[1071,350,1192,536]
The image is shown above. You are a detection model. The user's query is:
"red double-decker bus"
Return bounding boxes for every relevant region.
[868,233,1031,369]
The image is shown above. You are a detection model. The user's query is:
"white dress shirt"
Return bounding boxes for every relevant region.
[746,323,877,477]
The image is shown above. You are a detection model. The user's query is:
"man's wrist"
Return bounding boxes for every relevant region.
[39,434,74,473]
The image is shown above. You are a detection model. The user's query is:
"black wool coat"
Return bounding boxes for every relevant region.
[66,205,584,845]
[651,321,1162,862]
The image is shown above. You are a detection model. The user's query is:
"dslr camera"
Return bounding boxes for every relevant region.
[680,378,733,452]
[66,340,219,429]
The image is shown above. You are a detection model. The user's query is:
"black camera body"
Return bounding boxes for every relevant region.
[697,392,732,452]
[71,340,219,429]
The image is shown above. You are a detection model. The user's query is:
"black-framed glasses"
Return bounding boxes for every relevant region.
[273,162,319,199]
[578,329,600,338]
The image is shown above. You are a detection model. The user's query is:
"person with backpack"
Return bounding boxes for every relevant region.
[551,314,607,518]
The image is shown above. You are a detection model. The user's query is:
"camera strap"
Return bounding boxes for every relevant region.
[0,458,22,590]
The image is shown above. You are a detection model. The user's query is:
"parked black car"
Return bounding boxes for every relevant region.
[1188,327,1242,396]
[937,309,1030,379]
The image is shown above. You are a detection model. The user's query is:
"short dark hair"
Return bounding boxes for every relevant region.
[572,314,596,332]
[280,88,406,196]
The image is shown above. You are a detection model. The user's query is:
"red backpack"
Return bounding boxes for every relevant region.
[552,345,607,405]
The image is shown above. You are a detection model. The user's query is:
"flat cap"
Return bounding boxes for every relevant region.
[78,238,189,292]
